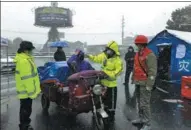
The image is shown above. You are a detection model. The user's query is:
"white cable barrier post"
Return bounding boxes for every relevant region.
[0,37,10,111]
[6,40,10,109]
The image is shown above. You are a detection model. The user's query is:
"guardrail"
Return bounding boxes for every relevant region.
[8,52,74,56]
[9,55,72,58]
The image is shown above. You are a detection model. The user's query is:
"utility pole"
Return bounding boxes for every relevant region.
[122,15,125,45]
[51,1,58,7]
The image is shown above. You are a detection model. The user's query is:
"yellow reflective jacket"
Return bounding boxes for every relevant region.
[14,53,41,99]
[88,41,123,88]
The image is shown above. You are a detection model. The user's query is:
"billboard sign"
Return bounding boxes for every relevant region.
[34,7,73,27]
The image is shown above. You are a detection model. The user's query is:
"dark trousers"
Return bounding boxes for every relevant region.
[104,87,117,118]
[124,69,132,84]
[19,98,32,129]
[135,85,151,125]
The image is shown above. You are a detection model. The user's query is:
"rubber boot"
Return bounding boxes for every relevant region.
[131,118,147,125]
[141,124,151,130]
[19,125,33,130]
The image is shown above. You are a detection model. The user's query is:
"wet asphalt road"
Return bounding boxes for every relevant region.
[1,57,191,130]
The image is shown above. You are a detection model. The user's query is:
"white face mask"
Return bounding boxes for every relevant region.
[129,49,133,52]
[106,49,113,55]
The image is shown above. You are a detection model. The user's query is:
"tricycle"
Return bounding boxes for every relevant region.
[38,62,109,130]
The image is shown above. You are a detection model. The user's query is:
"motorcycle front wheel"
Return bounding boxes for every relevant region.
[94,112,109,130]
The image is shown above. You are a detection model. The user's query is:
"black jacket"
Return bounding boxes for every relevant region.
[124,46,135,70]
[54,50,66,61]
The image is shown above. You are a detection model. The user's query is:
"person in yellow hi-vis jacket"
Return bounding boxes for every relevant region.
[86,41,123,122]
[14,41,41,130]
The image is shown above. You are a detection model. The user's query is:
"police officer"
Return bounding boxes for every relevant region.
[86,41,123,121]
[131,35,157,130]
[14,41,41,130]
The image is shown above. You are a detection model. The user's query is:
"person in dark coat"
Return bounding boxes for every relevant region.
[124,46,135,85]
[54,47,66,61]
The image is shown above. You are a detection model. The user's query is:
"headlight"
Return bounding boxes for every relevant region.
[93,84,102,95]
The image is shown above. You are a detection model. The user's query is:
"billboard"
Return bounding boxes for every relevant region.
[34,7,73,27]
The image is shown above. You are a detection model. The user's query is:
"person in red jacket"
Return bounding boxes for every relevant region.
[131,35,157,130]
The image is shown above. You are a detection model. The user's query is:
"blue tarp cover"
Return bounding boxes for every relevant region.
[38,61,70,83]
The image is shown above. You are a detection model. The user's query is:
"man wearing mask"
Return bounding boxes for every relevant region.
[86,41,123,121]
[124,46,135,85]
[131,35,157,130]
[14,41,41,130]
[54,47,66,61]
[124,46,135,104]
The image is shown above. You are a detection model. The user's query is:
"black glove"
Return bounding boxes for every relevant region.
[99,71,108,79]
[71,61,77,72]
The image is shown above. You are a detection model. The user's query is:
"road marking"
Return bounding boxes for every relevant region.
[1,81,15,85]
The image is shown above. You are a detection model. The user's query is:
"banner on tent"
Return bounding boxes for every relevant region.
[178,59,191,72]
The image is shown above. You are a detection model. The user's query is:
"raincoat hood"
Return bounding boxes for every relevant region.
[106,41,120,55]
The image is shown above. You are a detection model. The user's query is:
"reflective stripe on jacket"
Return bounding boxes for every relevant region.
[14,53,41,99]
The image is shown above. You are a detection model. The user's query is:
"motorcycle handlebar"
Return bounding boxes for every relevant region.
[79,74,107,80]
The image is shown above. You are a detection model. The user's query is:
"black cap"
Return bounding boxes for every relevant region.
[20,41,35,51]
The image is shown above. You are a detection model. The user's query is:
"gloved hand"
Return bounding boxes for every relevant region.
[99,71,108,79]
[131,80,134,84]
[146,86,152,91]
[71,61,77,72]
[71,61,77,66]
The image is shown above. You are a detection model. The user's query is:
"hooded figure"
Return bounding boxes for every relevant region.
[67,49,94,73]
[54,47,66,61]
[124,46,135,85]
[86,41,123,122]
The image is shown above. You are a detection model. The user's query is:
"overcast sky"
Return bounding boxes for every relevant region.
[1,0,191,45]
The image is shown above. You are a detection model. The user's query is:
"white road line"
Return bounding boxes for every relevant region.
[1,81,15,85]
